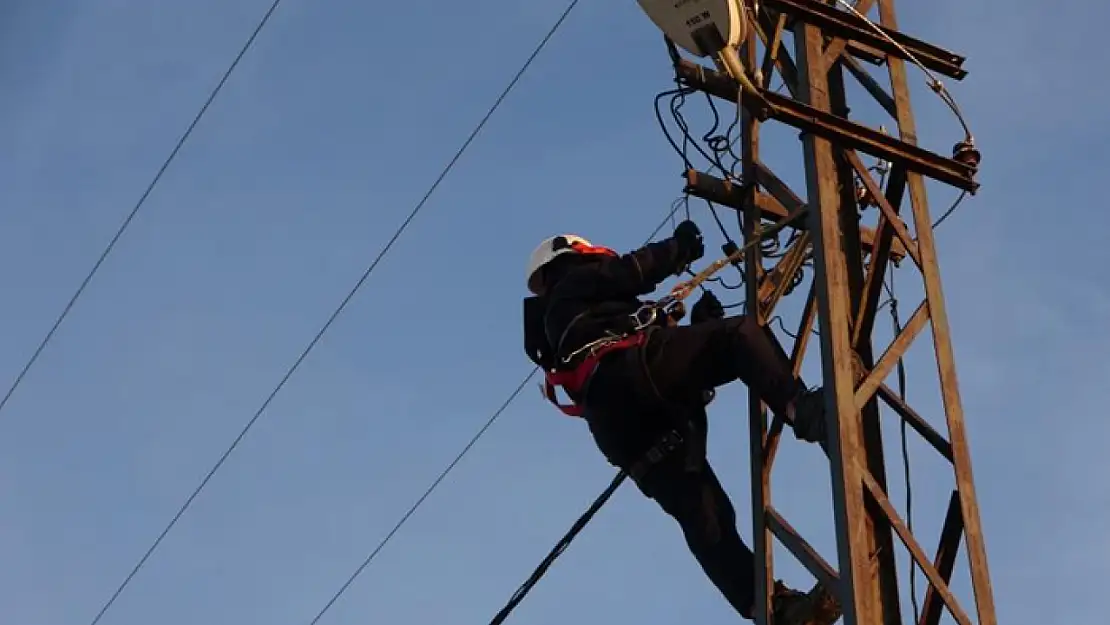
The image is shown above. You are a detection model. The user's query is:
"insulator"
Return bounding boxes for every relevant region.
[953,140,981,170]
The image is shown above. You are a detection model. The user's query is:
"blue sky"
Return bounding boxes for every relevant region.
[0,1,1106,624]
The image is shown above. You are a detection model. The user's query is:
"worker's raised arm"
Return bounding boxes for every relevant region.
[587,220,705,298]
[523,222,704,302]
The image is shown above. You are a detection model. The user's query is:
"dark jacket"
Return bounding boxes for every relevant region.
[523,237,688,372]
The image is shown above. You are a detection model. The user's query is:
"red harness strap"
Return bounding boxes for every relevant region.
[542,333,646,417]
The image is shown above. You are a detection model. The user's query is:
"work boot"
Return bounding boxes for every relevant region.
[790,354,867,447]
[771,580,842,625]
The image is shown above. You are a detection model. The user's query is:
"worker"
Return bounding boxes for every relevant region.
[522,221,840,625]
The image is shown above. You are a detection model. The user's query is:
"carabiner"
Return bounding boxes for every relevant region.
[630,304,657,331]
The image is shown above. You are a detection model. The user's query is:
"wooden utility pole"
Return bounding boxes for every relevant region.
[669,1,996,623]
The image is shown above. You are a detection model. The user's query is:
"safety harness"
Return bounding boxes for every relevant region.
[540,233,762,417]
[541,333,645,417]
[540,296,676,417]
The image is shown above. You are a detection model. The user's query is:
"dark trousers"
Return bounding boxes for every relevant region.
[581,314,801,619]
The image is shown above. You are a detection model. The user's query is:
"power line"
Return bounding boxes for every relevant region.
[308,372,535,625]
[302,202,685,625]
[81,3,582,624]
[0,0,288,422]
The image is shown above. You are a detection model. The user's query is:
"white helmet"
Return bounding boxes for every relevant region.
[525,234,614,295]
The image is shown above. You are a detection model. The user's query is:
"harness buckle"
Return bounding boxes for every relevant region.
[631,295,682,332]
[631,303,659,331]
[630,430,685,480]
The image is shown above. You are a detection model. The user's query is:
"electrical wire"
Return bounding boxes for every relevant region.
[653,80,734,183]
[832,4,977,232]
[700,92,740,180]
[666,195,693,233]
[883,269,919,623]
[657,6,976,311]
[80,3,582,623]
[700,201,744,290]
[670,90,722,174]
[0,0,288,422]
[834,0,974,142]
[931,190,968,229]
[706,200,733,242]
[859,153,922,623]
[654,65,798,302]
[652,86,748,292]
[308,373,535,625]
[302,200,689,625]
[769,315,818,339]
[654,86,696,169]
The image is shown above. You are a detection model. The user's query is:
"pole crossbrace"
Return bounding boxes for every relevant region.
[662,1,997,624]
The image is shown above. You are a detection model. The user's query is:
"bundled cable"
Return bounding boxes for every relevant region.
[484,429,684,624]
[487,470,628,625]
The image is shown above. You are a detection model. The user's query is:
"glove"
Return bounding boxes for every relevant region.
[672,219,705,267]
[690,290,725,323]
